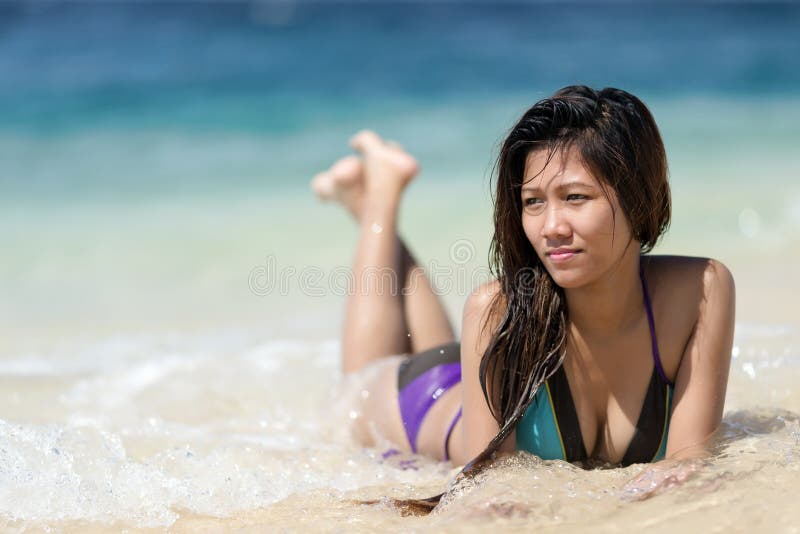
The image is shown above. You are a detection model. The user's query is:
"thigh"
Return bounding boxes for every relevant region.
[350,342,463,459]
[354,356,411,451]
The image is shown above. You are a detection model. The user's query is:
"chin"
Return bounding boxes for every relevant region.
[544,267,589,289]
[551,275,584,289]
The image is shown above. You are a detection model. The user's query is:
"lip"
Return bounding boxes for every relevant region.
[546,248,581,263]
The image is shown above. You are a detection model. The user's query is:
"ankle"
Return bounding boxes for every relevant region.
[359,200,400,228]
[363,181,406,204]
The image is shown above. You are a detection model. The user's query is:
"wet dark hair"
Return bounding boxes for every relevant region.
[386,85,670,515]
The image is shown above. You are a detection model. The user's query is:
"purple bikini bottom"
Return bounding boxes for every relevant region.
[397,342,463,461]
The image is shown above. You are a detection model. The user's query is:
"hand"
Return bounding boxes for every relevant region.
[620,459,703,501]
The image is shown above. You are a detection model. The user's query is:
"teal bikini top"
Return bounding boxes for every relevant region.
[516,268,675,466]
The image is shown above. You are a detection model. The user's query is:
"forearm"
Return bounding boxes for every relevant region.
[666,441,713,462]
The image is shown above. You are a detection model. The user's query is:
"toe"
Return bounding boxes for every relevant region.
[330,155,363,177]
[385,139,404,150]
[349,130,384,153]
[310,171,334,199]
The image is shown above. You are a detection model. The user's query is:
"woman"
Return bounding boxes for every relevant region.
[312,86,735,497]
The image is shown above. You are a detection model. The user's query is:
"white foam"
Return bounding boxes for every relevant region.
[1,331,797,528]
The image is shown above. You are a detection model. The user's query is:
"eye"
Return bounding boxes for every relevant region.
[566,193,589,202]
[523,197,543,206]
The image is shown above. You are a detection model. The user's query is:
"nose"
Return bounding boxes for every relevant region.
[541,203,572,241]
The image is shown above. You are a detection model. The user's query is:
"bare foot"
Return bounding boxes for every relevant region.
[349,130,419,197]
[310,155,365,219]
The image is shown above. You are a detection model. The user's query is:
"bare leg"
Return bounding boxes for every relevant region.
[311,133,455,373]
[400,247,456,355]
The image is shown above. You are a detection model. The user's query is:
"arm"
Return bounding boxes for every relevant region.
[623,259,735,500]
[666,258,735,459]
[450,281,514,465]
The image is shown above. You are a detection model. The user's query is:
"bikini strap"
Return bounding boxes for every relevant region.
[443,408,462,461]
[639,264,672,386]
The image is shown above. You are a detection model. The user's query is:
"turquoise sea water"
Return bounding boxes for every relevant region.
[3,2,799,341]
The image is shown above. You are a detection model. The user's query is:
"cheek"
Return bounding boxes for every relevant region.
[609,210,634,246]
[597,194,633,244]
[581,206,619,240]
[522,216,545,260]
[520,217,543,253]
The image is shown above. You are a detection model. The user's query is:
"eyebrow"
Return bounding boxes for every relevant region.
[520,179,597,193]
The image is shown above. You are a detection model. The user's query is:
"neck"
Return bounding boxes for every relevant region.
[564,248,643,337]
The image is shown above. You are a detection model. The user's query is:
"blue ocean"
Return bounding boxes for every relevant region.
[1,1,799,529]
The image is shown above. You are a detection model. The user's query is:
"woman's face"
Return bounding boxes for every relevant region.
[520,146,636,289]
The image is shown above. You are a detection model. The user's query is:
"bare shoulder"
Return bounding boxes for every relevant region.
[462,280,505,353]
[464,279,504,313]
[463,280,506,339]
[641,256,736,380]
[644,255,735,302]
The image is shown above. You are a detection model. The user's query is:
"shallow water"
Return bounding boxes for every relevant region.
[0,320,798,531]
